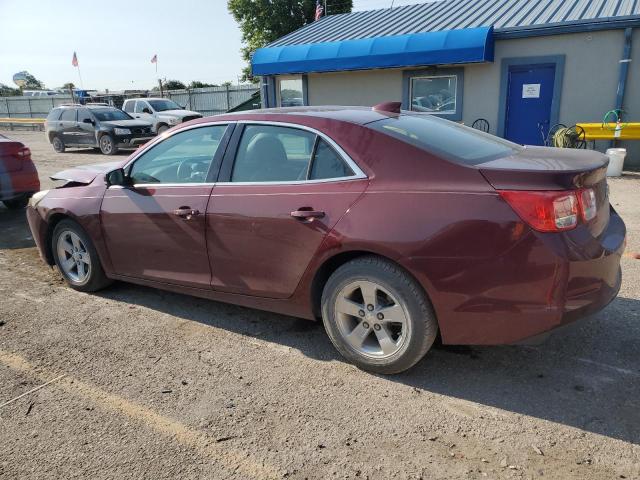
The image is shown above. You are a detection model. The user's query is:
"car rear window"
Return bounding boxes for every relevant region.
[368,114,521,165]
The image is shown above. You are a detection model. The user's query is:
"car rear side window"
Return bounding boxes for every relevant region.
[47,108,62,121]
[60,109,77,121]
[231,125,356,183]
[309,139,353,180]
[231,125,316,182]
[368,115,521,165]
[123,101,134,113]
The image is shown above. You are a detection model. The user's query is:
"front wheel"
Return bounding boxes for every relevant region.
[321,256,438,374]
[52,219,112,292]
[99,134,118,155]
[157,124,169,135]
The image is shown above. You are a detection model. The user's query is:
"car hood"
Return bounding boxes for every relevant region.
[158,109,201,118]
[50,161,122,185]
[101,119,152,128]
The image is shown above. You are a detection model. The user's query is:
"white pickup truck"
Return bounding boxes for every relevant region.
[122,98,202,134]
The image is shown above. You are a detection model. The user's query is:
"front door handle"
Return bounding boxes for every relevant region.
[291,208,325,220]
[174,207,200,219]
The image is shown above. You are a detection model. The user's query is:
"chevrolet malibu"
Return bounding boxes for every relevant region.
[26,104,625,374]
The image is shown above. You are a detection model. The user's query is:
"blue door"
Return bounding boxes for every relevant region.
[504,64,556,146]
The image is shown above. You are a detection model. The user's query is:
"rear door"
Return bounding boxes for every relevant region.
[206,122,368,299]
[100,123,233,288]
[58,108,78,144]
[504,64,556,146]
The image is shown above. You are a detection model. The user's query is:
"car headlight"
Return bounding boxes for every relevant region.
[114,128,131,135]
[28,190,49,208]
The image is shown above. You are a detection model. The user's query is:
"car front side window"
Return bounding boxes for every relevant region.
[129,125,227,185]
[135,101,150,114]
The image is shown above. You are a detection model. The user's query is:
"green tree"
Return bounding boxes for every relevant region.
[0,83,21,96]
[23,72,45,89]
[228,0,353,80]
[62,82,75,90]
[163,79,187,90]
[188,81,217,89]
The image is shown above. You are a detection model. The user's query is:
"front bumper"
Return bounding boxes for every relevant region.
[26,205,50,263]
[115,135,155,149]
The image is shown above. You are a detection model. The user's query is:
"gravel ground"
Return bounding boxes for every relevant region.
[1,130,639,479]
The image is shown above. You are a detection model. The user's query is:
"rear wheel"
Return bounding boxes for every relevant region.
[3,196,29,209]
[52,219,112,292]
[99,134,118,155]
[52,136,65,153]
[322,256,438,374]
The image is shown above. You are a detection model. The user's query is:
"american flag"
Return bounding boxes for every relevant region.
[151,54,158,64]
[314,0,324,21]
[72,52,78,67]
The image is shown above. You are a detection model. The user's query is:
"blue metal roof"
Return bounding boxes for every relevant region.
[252,27,494,76]
[268,0,640,47]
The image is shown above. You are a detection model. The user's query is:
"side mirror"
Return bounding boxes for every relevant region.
[106,168,128,187]
[142,108,152,114]
[83,118,94,124]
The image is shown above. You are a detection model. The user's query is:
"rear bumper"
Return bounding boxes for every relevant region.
[409,207,626,345]
[0,164,40,201]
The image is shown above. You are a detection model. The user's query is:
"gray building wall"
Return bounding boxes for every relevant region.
[302,29,639,168]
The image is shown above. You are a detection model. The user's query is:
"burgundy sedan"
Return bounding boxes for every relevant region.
[26,104,625,373]
[0,134,40,209]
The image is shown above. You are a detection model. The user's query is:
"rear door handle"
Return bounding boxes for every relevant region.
[174,207,200,219]
[291,209,325,220]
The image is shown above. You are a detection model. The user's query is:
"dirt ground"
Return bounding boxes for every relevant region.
[1,130,639,479]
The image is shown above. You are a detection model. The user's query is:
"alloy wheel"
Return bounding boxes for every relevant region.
[334,280,409,359]
[100,136,113,154]
[56,230,91,283]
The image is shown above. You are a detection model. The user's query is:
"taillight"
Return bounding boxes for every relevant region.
[499,188,597,232]
[579,188,597,222]
[499,190,578,232]
[17,147,31,158]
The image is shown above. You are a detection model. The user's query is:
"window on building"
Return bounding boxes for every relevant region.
[410,75,457,114]
[403,68,463,120]
[277,76,304,107]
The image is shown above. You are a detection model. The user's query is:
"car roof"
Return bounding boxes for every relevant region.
[56,104,116,109]
[125,97,166,102]
[206,106,399,126]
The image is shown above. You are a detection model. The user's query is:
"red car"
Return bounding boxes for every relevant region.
[0,134,40,209]
[26,104,625,373]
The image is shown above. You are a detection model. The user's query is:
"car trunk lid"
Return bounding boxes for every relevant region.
[478,146,610,236]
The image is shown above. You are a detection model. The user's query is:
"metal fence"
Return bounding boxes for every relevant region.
[0,84,259,119]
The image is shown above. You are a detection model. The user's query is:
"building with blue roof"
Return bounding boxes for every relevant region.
[252,0,640,166]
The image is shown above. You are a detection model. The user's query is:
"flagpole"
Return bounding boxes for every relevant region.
[76,66,84,91]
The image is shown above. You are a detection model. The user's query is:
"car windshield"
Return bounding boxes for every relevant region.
[92,108,132,121]
[368,114,522,165]
[148,99,181,111]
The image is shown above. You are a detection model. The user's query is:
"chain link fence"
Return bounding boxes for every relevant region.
[0,84,259,119]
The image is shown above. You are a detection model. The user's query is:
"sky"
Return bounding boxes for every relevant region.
[0,0,428,92]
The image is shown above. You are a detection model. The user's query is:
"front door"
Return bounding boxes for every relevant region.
[504,64,556,146]
[206,123,367,299]
[100,124,231,288]
[76,108,97,146]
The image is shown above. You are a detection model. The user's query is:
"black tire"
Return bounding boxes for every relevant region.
[51,219,112,292]
[3,196,29,209]
[321,256,438,374]
[157,124,169,135]
[99,134,118,155]
[52,135,65,153]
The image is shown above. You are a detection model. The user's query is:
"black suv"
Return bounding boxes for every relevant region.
[45,104,155,155]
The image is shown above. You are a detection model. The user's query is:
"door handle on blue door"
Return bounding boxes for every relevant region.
[291,208,325,220]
